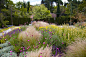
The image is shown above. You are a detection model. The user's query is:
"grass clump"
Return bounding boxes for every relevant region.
[32,21,49,28]
[63,38,86,57]
[27,46,52,57]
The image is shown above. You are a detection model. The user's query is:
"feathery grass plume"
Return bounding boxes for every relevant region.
[32,21,37,25]
[18,26,41,41]
[32,21,49,28]
[25,26,42,40]
[63,38,86,57]
[27,46,52,57]
[18,31,30,41]
[50,23,57,26]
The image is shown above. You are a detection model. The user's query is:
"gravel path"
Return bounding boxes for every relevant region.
[0,26,21,37]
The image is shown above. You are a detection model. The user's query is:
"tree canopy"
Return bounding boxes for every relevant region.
[30,4,52,20]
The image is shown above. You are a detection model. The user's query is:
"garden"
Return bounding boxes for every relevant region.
[0,0,86,57]
[0,21,86,57]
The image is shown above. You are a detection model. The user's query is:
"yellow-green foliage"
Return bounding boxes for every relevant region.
[63,38,86,57]
[39,25,86,45]
[27,46,52,57]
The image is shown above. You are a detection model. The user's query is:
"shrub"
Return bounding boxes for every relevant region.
[63,38,86,57]
[27,46,52,57]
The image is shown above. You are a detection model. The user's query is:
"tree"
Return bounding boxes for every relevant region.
[78,0,86,12]
[56,1,60,17]
[0,13,9,27]
[16,1,23,9]
[30,4,52,20]
[27,1,30,13]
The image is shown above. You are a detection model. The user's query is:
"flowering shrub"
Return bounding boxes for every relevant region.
[39,25,86,46]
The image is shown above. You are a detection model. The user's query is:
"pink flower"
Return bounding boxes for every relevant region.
[25,55,27,57]
[43,42,45,44]
[21,47,23,48]
[10,54,12,55]
[10,35,11,37]
[64,34,65,36]
[27,48,28,49]
[10,50,12,53]
[26,52,28,54]
[39,42,40,44]
[13,38,15,39]
[40,52,42,54]
[57,48,59,50]
[62,42,64,44]
[5,39,6,40]
[23,53,24,55]
[40,56,42,57]
[28,40,29,41]
[45,38,46,39]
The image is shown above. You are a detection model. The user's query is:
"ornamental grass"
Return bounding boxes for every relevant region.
[32,21,49,28]
[27,46,52,57]
[18,26,42,41]
[63,38,86,57]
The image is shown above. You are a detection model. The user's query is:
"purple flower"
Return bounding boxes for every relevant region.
[10,50,12,53]
[10,54,12,55]
[43,42,45,44]
[26,52,28,54]
[39,42,40,44]
[28,40,29,41]
[62,42,64,44]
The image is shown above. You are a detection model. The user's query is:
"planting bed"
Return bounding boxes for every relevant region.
[0,21,86,57]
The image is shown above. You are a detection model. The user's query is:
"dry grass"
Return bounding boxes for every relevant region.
[63,38,86,57]
[27,46,52,57]
[32,21,49,28]
[18,26,42,41]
